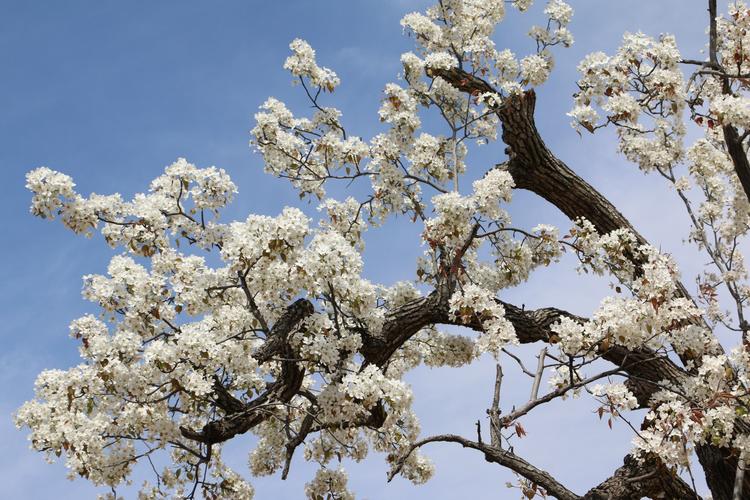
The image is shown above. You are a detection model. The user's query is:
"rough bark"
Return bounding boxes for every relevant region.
[584,454,700,500]
[722,123,750,204]
[498,91,639,237]
[180,298,314,444]
[366,291,688,405]
[360,286,451,366]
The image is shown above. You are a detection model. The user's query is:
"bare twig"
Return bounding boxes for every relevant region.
[488,364,503,447]
[529,347,547,401]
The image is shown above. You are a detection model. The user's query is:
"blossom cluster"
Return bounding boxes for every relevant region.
[284,39,340,91]
[570,33,685,173]
[449,284,517,356]
[401,0,572,96]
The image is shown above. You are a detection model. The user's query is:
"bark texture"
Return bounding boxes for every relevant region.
[180,298,314,444]
[584,455,699,500]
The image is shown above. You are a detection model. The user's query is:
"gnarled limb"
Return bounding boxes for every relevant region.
[253,298,315,364]
[360,285,688,406]
[180,298,314,444]
[498,91,639,237]
[431,69,634,235]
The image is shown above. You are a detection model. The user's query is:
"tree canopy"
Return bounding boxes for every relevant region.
[16,1,750,498]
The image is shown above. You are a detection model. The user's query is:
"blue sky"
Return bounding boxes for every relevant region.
[0,0,716,498]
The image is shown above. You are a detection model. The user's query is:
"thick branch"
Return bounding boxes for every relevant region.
[180,298,314,444]
[253,298,315,364]
[502,305,688,405]
[363,289,687,406]
[433,67,706,314]
[499,91,637,235]
[722,124,750,204]
[211,376,245,415]
[360,287,451,366]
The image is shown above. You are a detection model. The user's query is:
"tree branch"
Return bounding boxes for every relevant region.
[387,433,581,500]
[180,298,314,444]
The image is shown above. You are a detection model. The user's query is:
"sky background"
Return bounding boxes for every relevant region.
[0,0,721,498]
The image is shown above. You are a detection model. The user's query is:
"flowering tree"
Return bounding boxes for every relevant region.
[16,0,750,498]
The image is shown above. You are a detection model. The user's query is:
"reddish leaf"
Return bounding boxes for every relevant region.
[515,422,527,438]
